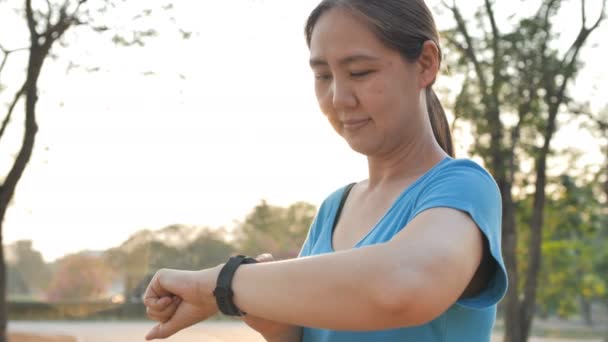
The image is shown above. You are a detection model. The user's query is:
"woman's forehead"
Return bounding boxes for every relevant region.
[309,8,393,62]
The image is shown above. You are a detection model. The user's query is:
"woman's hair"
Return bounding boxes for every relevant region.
[305,0,454,157]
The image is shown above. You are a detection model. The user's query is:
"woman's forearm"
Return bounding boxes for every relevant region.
[229,242,421,331]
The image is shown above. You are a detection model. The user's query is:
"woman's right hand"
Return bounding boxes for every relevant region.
[242,253,301,341]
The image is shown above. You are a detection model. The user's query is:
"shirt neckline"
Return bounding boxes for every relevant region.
[329,156,452,252]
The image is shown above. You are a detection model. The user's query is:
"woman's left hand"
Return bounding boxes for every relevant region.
[143,267,220,340]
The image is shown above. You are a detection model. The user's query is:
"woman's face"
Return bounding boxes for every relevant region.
[309,8,429,156]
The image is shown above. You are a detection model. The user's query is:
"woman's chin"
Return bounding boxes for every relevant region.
[345,139,377,156]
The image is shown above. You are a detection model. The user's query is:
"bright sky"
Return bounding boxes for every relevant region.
[1,0,606,262]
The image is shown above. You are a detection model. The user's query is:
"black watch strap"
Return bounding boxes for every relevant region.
[213,255,258,316]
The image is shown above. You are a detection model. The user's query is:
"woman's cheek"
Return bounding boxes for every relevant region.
[315,86,332,114]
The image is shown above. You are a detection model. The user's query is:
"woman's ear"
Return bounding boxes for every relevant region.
[417,40,440,89]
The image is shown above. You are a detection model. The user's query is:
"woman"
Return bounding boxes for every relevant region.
[143,0,508,341]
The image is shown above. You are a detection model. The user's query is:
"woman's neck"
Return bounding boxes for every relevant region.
[365,134,447,190]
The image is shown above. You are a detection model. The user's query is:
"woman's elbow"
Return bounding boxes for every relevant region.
[371,268,446,327]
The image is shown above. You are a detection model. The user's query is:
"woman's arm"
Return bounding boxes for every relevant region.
[143,207,486,339]
[229,207,484,330]
[240,254,303,342]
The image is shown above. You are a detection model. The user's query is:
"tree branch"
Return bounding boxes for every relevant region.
[45,0,52,27]
[556,0,606,110]
[590,0,607,31]
[443,35,468,58]
[534,0,561,102]
[507,115,523,184]
[484,0,500,46]
[484,0,501,101]
[0,83,26,143]
[38,3,69,53]
[443,1,488,94]
[571,106,608,132]
[0,44,29,54]
[73,0,88,17]
[582,0,587,25]
[536,0,560,31]
[0,44,29,83]
[25,0,39,44]
[0,50,8,81]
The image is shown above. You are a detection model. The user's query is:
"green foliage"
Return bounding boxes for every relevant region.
[6,264,29,297]
[3,199,317,310]
[182,231,235,269]
[522,175,607,318]
[5,240,51,299]
[46,253,114,302]
[442,2,606,335]
[443,1,593,174]
[233,200,316,260]
[102,226,231,299]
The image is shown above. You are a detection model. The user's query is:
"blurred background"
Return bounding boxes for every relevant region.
[0,0,606,341]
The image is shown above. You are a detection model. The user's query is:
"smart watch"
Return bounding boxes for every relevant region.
[213,255,258,316]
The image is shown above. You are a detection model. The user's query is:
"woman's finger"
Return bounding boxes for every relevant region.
[145,304,204,340]
[153,297,182,322]
[147,312,163,322]
[144,295,174,311]
[146,307,166,322]
[145,297,176,321]
[255,253,274,263]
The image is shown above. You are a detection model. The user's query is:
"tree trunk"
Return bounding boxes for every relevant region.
[0,241,6,342]
[580,296,593,326]
[502,194,522,342]
[0,44,44,342]
[521,98,559,340]
[604,301,608,342]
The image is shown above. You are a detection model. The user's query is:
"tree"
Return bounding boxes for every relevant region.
[586,108,608,329]
[441,0,606,340]
[104,225,234,302]
[526,175,606,322]
[5,240,50,298]
[235,201,316,260]
[0,1,177,339]
[0,1,104,338]
[46,253,113,302]
[181,229,235,270]
[5,265,28,298]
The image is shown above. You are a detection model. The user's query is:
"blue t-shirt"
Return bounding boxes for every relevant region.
[299,157,508,342]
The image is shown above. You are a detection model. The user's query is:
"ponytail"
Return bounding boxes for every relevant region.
[426,87,454,157]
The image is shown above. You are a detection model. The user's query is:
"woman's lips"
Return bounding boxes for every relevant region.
[342,118,371,130]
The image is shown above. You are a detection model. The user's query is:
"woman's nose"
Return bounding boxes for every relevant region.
[331,79,358,110]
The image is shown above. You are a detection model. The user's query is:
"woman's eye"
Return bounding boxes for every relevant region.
[350,70,374,78]
[315,74,332,81]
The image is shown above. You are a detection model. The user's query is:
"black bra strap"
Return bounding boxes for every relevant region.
[332,182,356,232]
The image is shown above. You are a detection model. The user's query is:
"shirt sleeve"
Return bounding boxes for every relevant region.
[411,159,508,309]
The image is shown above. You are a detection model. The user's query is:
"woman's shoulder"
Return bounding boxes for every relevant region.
[316,183,357,216]
[431,157,498,186]
[437,156,491,172]
[412,157,502,208]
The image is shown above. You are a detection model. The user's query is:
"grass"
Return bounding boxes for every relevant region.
[8,333,76,342]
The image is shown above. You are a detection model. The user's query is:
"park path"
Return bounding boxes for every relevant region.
[8,321,602,342]
[9,321,265,342]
